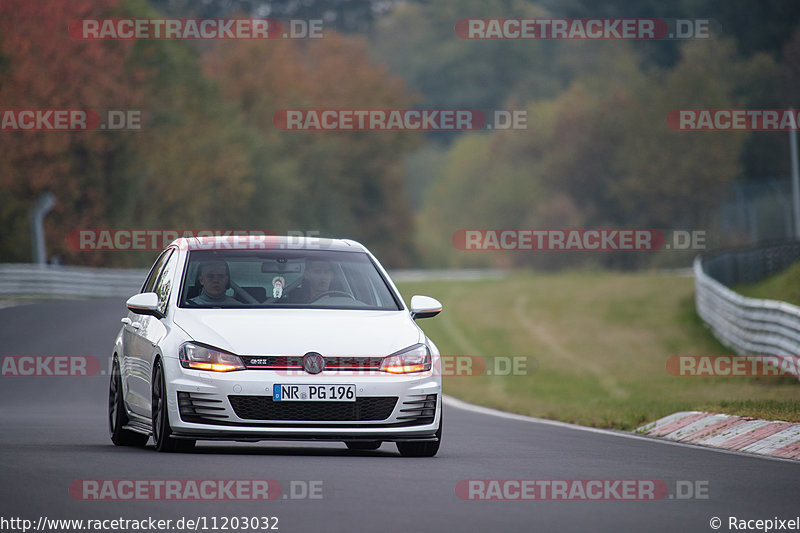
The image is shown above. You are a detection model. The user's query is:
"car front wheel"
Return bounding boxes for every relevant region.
[152,359,195,453]
[108,358,149,447]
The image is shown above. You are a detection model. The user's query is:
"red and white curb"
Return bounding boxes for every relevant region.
[637,411,800,460]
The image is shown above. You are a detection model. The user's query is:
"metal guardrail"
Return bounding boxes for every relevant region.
[3,258,797,375]
[694,246,800,377]
[0,264,147,298]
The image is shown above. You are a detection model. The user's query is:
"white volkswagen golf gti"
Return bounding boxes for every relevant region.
[108,236,443,456]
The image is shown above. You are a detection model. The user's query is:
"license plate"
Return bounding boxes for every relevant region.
[273,384,356,402]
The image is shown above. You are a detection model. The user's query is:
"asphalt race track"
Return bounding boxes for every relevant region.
[1,298,799,533]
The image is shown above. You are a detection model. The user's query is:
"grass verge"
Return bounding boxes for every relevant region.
[734,261,800,307]
[396,271,800,430]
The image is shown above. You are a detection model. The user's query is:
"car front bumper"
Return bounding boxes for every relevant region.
[162,356,442,442]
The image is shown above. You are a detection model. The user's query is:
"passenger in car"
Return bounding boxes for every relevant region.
[286,258,334,303]
[189,261,240,305]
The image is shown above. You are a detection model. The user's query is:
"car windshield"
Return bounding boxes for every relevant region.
[179,249,402,310]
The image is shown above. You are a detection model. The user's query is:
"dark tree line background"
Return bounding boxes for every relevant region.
[1,0,799,268]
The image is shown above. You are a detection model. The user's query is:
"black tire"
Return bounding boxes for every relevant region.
[396,412,442,457]
[108,358,149,447]
[152,359,196,453]
[345,441,382,451]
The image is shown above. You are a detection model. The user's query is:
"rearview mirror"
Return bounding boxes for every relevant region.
[126,292,164,319]
[410,295,442,319]
[262,261,302,274]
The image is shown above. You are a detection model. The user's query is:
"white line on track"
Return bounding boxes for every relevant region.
[443,395,800,465]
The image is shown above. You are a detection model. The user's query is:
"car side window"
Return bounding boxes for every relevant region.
[153,249,179,315]
[141,250,172,294]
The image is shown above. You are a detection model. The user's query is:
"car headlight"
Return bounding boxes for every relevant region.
[380,343,431,374]
[179,342,245,372]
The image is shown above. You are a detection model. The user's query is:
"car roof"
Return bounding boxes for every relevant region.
[169,235,367,253]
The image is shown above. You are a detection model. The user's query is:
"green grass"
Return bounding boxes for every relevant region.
[396,271,800,430]
[734,261,800,307]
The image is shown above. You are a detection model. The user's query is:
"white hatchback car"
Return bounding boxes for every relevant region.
[108,236,443,456]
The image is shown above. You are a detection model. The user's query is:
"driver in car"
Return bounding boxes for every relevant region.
[189,261,240,305]
[287,258,334,303]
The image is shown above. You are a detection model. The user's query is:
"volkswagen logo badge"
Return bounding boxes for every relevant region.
[302,352,325,374]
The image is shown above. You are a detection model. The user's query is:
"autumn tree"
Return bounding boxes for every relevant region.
[0,0,261,266]
[203,33,421,266]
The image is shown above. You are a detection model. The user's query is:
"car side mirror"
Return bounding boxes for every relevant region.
[126,292,165,319]
[410,295,442,320]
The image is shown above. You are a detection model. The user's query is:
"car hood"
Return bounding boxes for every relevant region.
[172,308,423,356]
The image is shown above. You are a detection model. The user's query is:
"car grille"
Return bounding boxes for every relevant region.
[178,392,230,423]
[228,395,398,421]
[240,356,384,371]
[395,394,438,425]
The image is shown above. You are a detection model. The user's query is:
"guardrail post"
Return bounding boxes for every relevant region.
[30,192,56,265]
[790,109,800,238]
